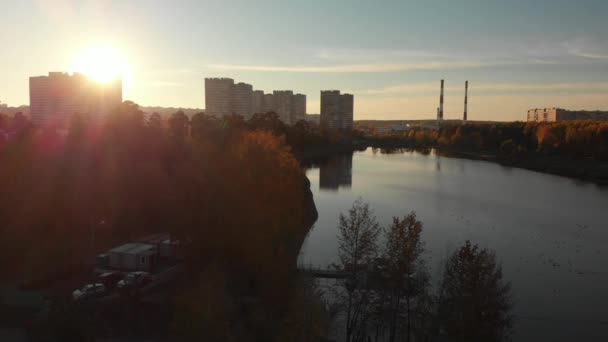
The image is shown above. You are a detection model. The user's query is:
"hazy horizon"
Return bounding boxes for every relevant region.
[2,0,608,121]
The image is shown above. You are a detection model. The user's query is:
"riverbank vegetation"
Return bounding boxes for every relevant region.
[330,199,513,342]
[355,121,608,183]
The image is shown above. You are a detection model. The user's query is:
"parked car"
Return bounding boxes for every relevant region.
[72,283,106,301]
[98,271,124,290]
[116,271,149,290]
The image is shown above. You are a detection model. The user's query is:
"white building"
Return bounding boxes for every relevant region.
[107,243,157,272]
[29,72,122,126]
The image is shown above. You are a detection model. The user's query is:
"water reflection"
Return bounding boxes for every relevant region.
[301,148,608,341]
[319,152,352,191]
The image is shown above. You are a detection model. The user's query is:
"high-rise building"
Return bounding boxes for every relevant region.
[292,93,306,123]
[320,90,354,131]
[204,77,307,125]
[262,93,275,114]
[253,90,264,115]
[273,90,294,125]
[231,82,253,119]
[29,72,122,126]
[205,78,234,117]
[341,93,354,131]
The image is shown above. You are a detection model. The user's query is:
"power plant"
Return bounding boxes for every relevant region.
[437,79,444,129]
[463,80,468,123]
[436,79,470,128]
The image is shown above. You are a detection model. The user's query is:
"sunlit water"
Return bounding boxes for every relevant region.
[298,148,608,341]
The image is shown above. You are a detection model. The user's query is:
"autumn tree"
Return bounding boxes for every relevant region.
[436,241,513,342]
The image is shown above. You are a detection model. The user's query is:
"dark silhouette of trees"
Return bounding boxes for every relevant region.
[168,110,189,142]
[379,213,430,342]
[147,112,162,131]
[435,241,513,342]
[328,201,513,342]
[335,199,381,342]
[248,111,286,135]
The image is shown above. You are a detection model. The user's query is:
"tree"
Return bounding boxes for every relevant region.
[248,111,286,135]
[147,112,162,131]
[335,199,381,342]
[168,110,190,141]
[436,241,512,342]
[380,213,430,342]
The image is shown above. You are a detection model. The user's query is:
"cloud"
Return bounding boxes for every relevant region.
[208,61,487,73]
[355,82,608,96]
[563,38,608,60]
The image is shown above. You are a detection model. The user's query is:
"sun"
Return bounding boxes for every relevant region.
[71,46,129,83]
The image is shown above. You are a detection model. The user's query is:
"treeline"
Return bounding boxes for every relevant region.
[1,103,327,340]
[366,121,608,161]
[331,200,512,342]
[437,121,608,160]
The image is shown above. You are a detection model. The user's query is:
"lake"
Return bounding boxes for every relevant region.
[298,148,608,342]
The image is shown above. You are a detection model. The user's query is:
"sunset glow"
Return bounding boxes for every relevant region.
[71,46,128,83]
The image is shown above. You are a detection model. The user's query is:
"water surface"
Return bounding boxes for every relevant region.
[299,148,608,341]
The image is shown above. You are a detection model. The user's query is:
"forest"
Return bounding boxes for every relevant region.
[1,104,322,340]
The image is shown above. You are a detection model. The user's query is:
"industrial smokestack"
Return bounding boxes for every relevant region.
[440,79,444,120]
[437,79,444,128]
[463,80,468,122]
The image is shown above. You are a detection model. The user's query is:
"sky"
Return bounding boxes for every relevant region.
[1,0,608,121]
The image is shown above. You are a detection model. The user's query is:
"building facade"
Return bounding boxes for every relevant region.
[253,90,264,115]
[273,90,294,125]
[205,78,234,117]
[204,77,307,125]
[320,90,354,131]
[29,72,122,126]
[527,108,608,122]
[292,93,306,123]
[231,82,253,119]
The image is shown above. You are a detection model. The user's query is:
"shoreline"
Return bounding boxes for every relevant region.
[294,144,608,186]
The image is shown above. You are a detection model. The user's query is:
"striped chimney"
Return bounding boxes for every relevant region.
[464,80,468,122]
[439,79,444,120]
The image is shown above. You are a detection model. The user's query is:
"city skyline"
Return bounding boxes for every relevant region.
[1,0,608,121]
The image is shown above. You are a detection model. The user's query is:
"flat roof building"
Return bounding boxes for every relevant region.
[205,78,234,117]
[232,82,254,119]
[527,108,608,122]
[29,72,122,126]
[321,90,354,131]
[253,90,264,115]
[273,90,294,125]
[292,93,307,124]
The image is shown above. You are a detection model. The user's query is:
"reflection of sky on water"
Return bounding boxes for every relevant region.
[299,148,608,342]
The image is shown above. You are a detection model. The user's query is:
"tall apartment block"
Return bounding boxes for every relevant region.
[253,90,264,115]
[292,93,307,123]
[204,77,308,125]
[29,72,122,126]
[320,90,354,131]
[232,82,253,119]
[262,93,275,114]
[272,90,294,125]
[205,78,234,117]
